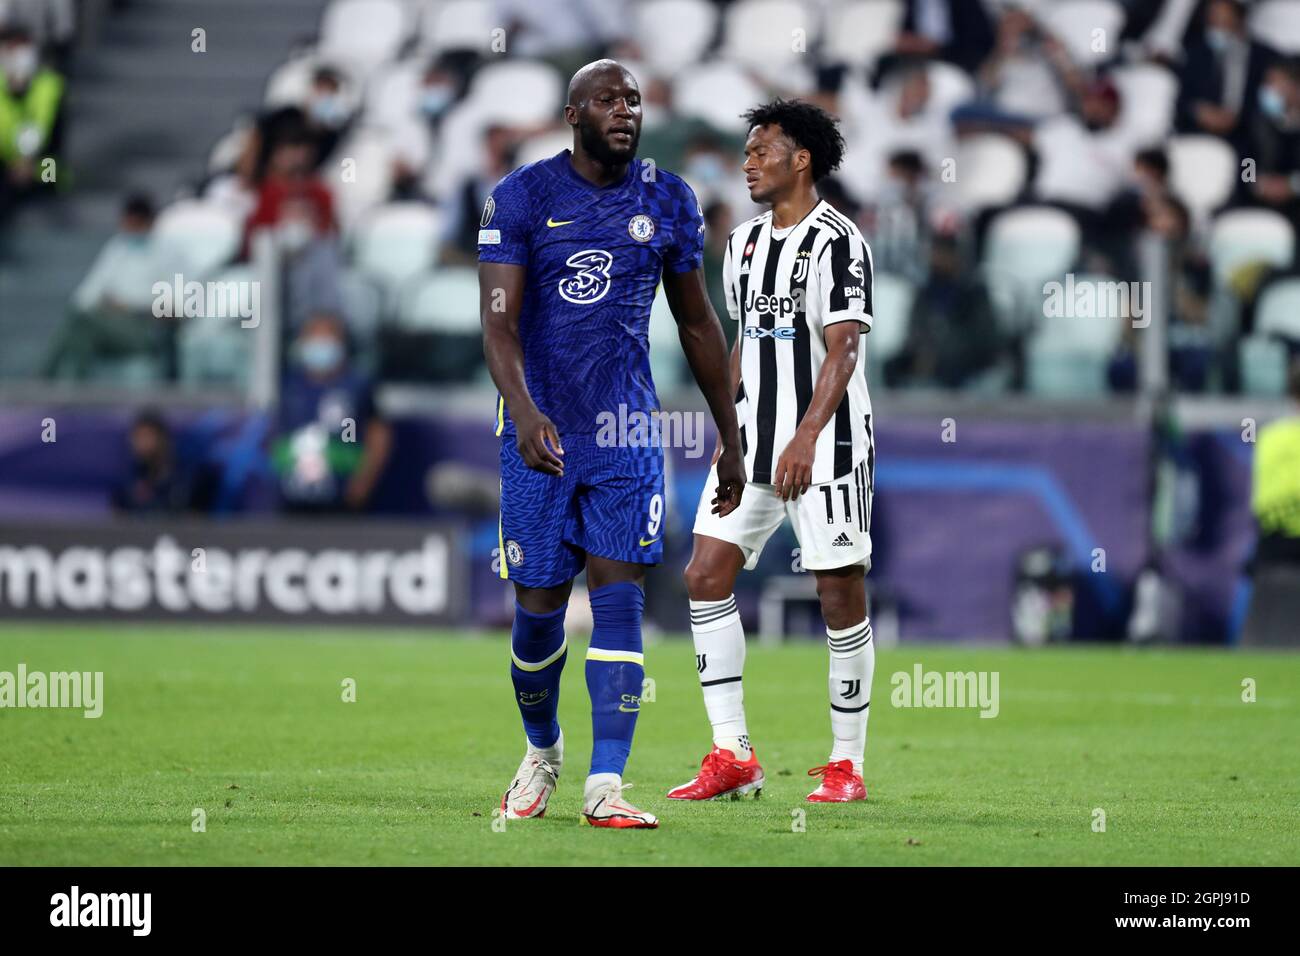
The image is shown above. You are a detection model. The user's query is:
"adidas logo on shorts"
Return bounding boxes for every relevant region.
[832,532,853,547]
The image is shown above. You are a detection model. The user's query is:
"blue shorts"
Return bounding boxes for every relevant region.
[497,433,665,588]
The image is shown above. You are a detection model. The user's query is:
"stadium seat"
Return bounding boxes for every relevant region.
[178,266,257,387]
[1239,335,1289,396]
[954,134,1027,212]
[514,129,574,168]
[867,272,913,367]
[338,268,385,342]
[386,267,482,381]
[1026,275,1127,397]
[823,0,904,68]
[983,206,1082,331]
[634,0,719,76]
[1111,63,1178,143]
[326,127,398,231]
[1249,0,1300,54]
[318,0,410,75]
[351,202,441,305]
[648,286,688,387]
[673,62,766,134]
[207,120,253,174]
[265,55,360,110]
[398,267,479,333]
[417,0,495,54]
[153,200,242,279]
[926,60,976,115]
[1167,135,1238,225]
[1039,0,1126,66]
[1207,209,1296,286]
[1255,277,1300,342]
[464,60,563,127]
[363,58,424,127]
[722,0,820,72]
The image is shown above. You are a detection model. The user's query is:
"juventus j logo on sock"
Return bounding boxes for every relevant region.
[840,679,861,699]
[696,653,707,674]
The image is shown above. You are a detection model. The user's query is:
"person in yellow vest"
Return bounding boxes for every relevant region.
[1244,361,1300,645]
[0,24,64,219]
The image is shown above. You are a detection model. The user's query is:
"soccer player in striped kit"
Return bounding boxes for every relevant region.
[668,100,877,804]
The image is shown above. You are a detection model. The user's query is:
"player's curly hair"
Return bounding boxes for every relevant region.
[741,98,846,183]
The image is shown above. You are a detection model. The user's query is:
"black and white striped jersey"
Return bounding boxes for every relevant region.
[722,200,875,486]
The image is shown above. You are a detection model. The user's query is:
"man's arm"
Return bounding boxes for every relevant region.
[662,265,745,515]
[479,260,564,476]
[773,322,860,501]
[344,416,393,509]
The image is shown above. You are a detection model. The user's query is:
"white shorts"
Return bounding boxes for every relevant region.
[692,461,873,572]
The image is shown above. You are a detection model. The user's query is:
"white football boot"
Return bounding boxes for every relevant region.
[582,775,659,829]
[500,732,562,820]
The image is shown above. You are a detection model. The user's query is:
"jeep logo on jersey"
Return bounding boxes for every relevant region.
[744,326,796,340]
[745,291,800,319]
[557,249,613,305]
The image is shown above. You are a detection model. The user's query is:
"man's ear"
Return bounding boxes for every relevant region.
[795,148,812,175]
[563,103,578,126]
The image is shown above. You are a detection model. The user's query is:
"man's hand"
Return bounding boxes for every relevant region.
[712,444,746,516]
[1194,102,1237,135]
[513,407,564,476]
[773,428,817,501]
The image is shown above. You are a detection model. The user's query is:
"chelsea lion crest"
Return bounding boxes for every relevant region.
[628,214,655,242]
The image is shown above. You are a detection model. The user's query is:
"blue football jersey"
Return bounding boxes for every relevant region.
[478,150,704,437]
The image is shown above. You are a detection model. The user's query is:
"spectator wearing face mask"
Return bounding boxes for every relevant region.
[236,65,353,191]
[44,194,192,380]
[0,24,64,219]
[1175,0,1274,152]
[274,313,392,514]
[1244,59,1300,226]
[388,54,474,203]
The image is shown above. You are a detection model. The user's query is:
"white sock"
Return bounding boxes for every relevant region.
[527,728,563,774]
[689,595,751,758]
[826,618,874,771]
[584,771,620,800]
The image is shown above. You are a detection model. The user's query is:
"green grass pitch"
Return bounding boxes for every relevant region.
[1,625,1297,866]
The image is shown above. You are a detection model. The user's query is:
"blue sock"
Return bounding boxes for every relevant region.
[510,602,567,749]
[586,582,645,777]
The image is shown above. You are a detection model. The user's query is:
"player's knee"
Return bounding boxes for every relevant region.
[816,575,864,629]
[684,556,731,601]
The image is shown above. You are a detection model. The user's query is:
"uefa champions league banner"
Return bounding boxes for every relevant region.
[0,520,467,625]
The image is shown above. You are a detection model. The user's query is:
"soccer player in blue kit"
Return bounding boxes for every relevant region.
[479,60,745,828]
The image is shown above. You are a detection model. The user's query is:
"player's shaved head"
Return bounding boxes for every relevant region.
[564,59,642,173]
[567,59,636,107]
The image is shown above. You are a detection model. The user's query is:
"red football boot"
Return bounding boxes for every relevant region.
[666,746,764,800]
[805,759,867,802]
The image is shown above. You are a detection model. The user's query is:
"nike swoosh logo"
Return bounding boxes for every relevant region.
[639,536,660,547]
[546,217,575,228]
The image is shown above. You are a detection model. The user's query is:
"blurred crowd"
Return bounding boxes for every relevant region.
[10,0,1300,408]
